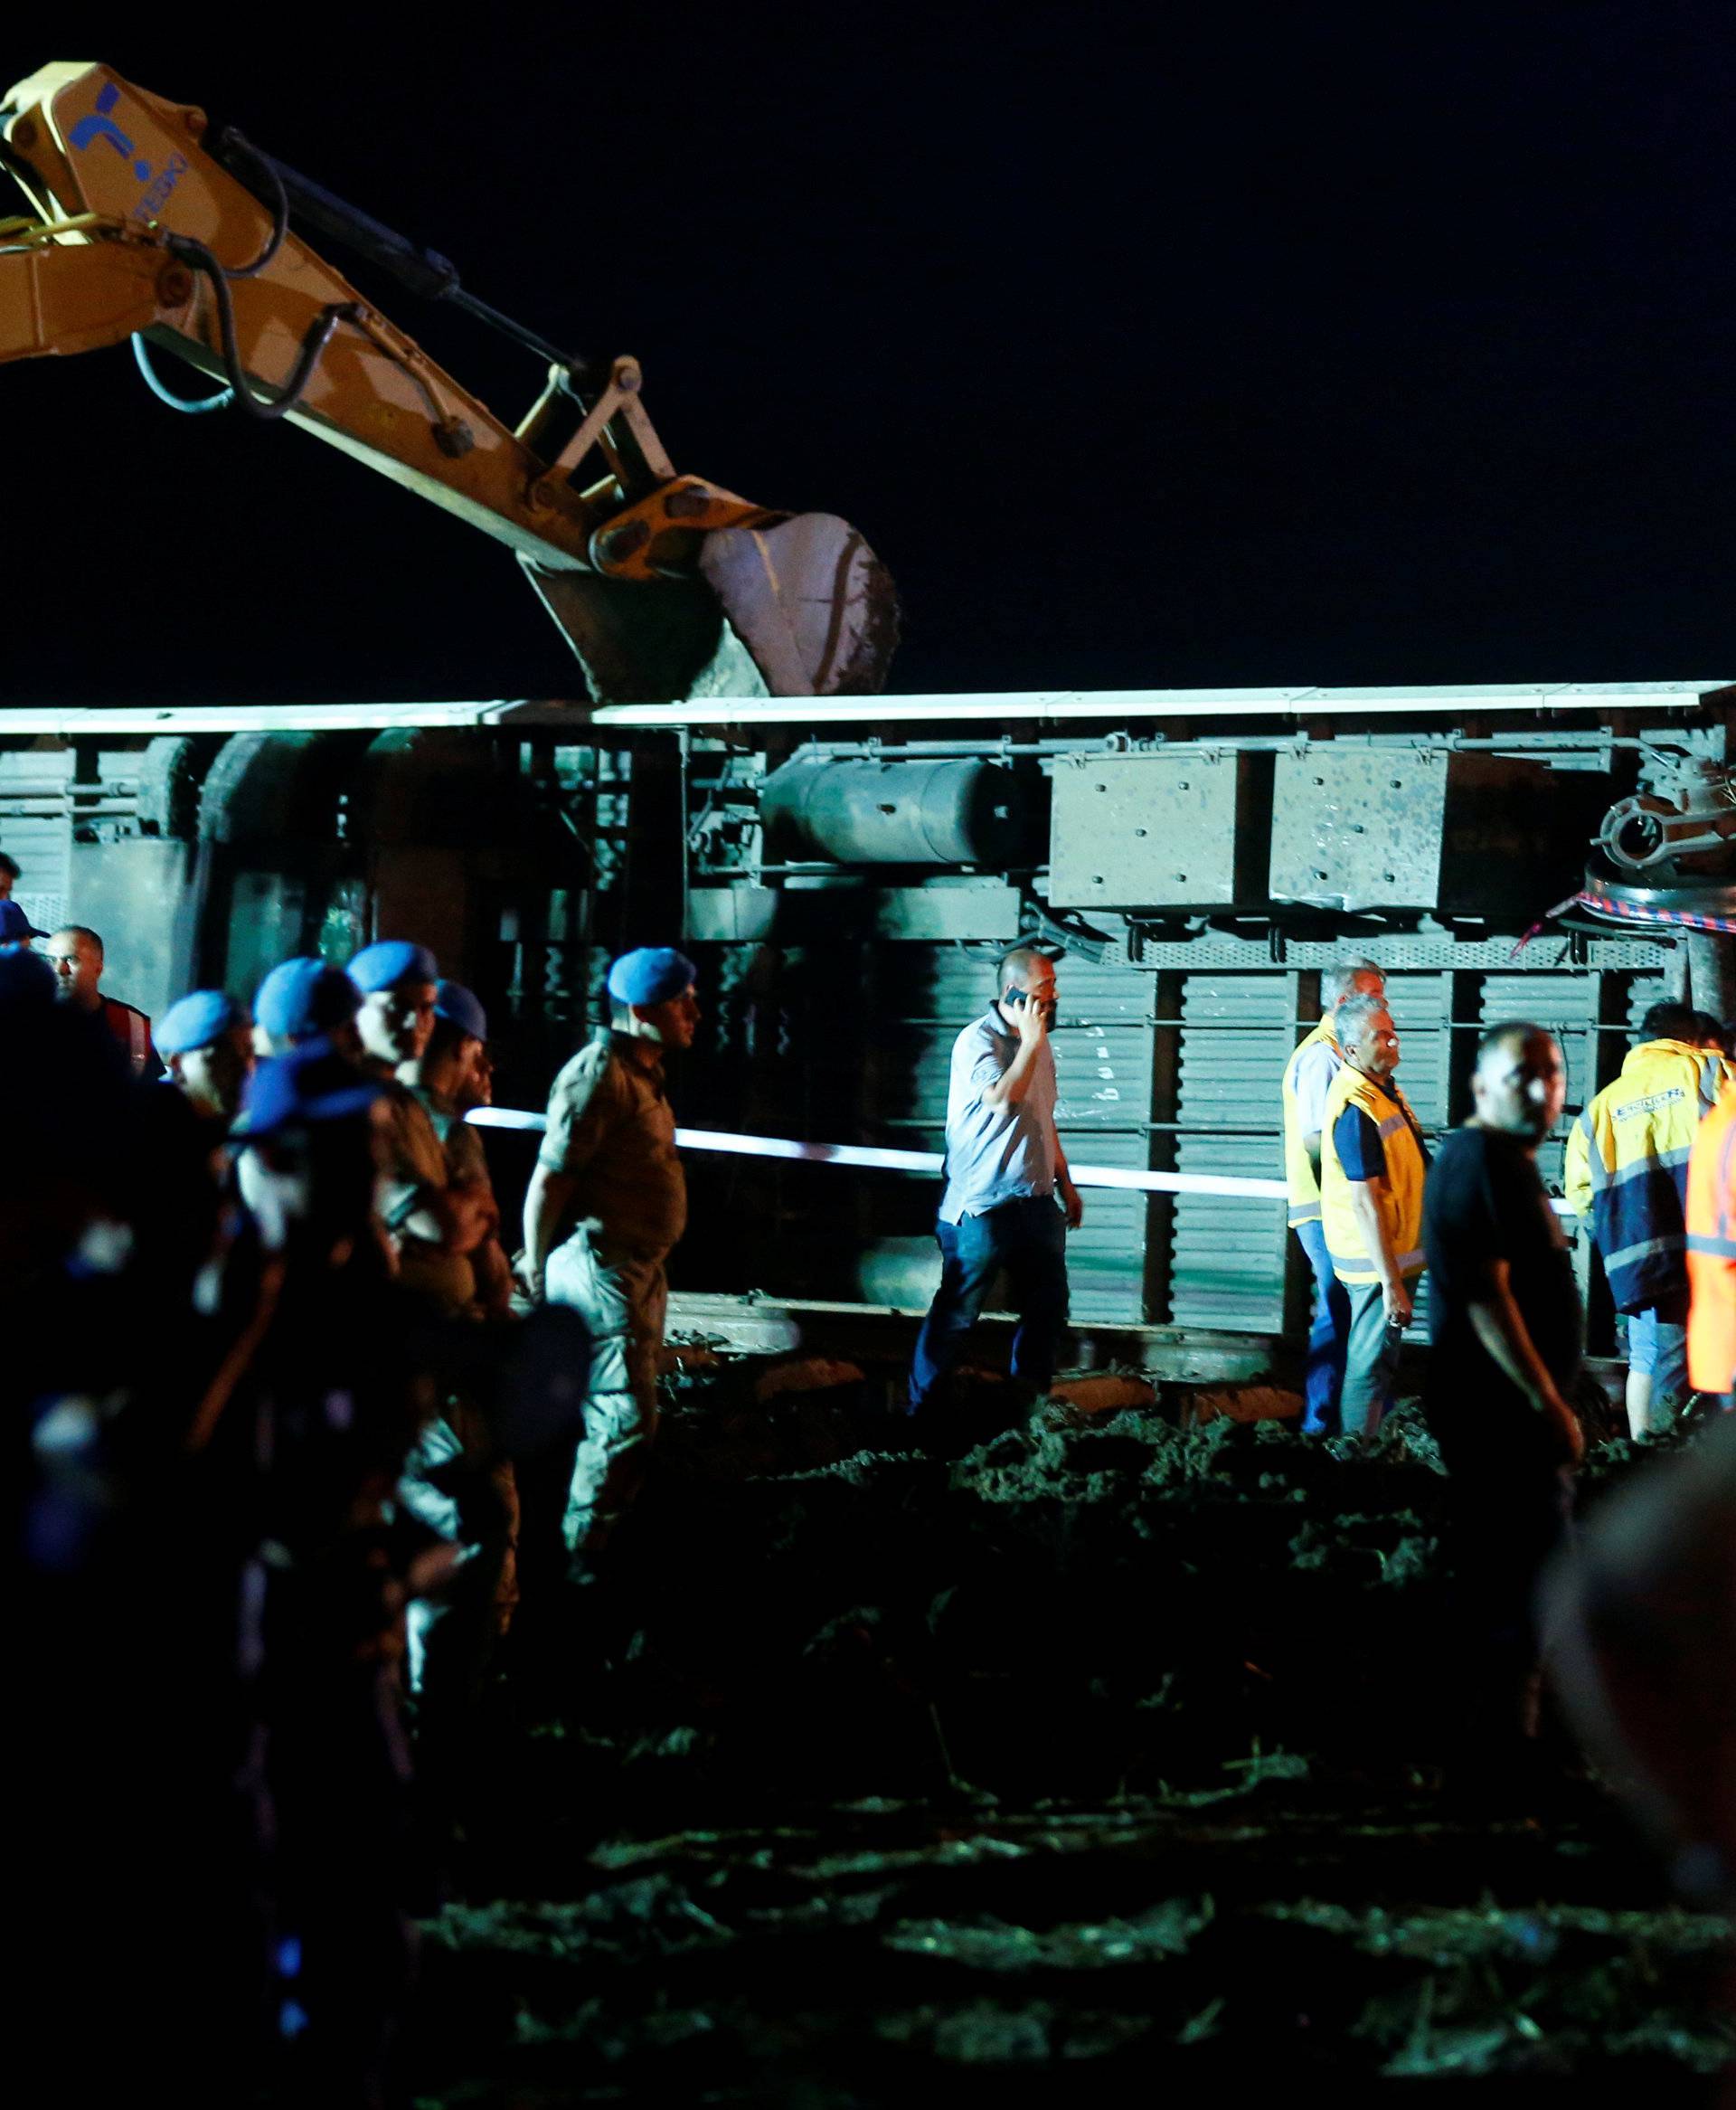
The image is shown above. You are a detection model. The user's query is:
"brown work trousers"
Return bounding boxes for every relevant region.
[545,1227,668,1556]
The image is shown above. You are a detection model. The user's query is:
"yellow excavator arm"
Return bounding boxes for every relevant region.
[0,61,898,701]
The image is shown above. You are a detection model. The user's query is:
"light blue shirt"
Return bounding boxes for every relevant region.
[938,1009,1059,1225]
[1292,1036,1343,1137]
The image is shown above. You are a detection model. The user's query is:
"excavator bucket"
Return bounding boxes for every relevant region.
[698,513,899,698]
[522,514,899,704]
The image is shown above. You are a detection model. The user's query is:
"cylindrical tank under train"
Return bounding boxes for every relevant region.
[2,680,1731,1350]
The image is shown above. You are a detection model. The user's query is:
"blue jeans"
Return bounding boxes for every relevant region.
[909,1195,1070,1411]
[1625,1300,1689,1404]
[1294,1218,1351,1434]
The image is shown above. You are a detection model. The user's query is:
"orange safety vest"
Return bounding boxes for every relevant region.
[1686,1083,1736,1394]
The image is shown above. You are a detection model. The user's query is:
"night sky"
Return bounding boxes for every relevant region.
[4,3,1732,705]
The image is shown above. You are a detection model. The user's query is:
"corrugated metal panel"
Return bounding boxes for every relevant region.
[1170,975,1291,1330]
[1477,972,1603,1193]
[879,949,1154,1321]
[1625,972,1670,1042]
[0,748,72,932]
[1382,972,1451,1134]
[1167,973,1448,1335]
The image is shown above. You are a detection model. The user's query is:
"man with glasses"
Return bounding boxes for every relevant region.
[1319,993,1430,1442]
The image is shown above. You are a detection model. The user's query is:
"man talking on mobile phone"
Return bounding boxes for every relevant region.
[906,947,1082,1431]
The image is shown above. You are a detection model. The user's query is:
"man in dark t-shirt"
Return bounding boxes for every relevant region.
[1423,1022,1585,1774]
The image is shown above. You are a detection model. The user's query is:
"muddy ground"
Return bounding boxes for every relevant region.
[409,1362,1734,2103]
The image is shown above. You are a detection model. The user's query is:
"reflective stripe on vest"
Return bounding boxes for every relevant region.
[1280,1018,1338,1226]
[1687,1088,1736,1392]
[1579,1040,1721,1311]
[128,1008,146,1077]
[1318,1063,1428,1285]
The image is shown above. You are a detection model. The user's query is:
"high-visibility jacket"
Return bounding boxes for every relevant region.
[1686,1083,1736,1393]
[1563,1038,1731,1314]
[1320,1063,1429,1286]
[1281,1017,1339,1226]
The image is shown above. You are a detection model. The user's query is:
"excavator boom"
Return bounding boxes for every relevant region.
[0,62,897,700]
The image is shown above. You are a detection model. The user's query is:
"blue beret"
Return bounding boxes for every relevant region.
[607,946,697,1008]
[434,979,487,1042]
[0,899,45,941]
[255,958,362,1041]
[232,1041,383,1142]
[0,941,55,1005]
[157,989,247,1056]
[348,939,439,993]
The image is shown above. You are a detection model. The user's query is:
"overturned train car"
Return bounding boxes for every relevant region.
[5,680,1732,1346]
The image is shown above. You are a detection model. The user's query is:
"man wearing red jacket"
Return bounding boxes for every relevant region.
[43,923,163,1080]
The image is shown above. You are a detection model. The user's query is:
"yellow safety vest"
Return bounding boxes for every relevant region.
[1281,1017,1339,1226]
[1319,1063,1428,1286]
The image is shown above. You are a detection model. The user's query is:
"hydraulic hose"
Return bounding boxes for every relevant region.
[165,231,359,421]
[131,333,233,413]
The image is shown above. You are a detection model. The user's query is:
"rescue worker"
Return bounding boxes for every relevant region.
[1564,1000,1731,1436]
[517,945,697,1569]
[1684,1070,1736,1410]
[252,955,364,1060]
[157,989,255,1123]
[349,939,493,1313]
[1280,955,1385,1434]
[43,923,164,1079]
[1319,991,1430,1441]
[908,946,1083,1427]
[0,848,18,898]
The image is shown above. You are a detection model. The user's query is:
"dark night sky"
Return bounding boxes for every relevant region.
[4,2,1732,704]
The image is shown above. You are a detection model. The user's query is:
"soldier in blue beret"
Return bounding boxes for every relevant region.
[517,946,699,1587]
[159,989,255,1123]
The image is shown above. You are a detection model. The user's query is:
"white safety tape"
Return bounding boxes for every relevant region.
[465,1108,1579,1212]
[473,1108,1284,1200]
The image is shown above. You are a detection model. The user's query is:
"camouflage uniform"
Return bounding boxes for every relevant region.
[540,1028,686,1553]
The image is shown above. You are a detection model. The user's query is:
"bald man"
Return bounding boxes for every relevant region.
[1424,1023,1583,1776]
[44,924,162,1080]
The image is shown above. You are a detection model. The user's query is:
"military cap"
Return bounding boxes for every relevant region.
[232,1041,383,1141]
[434,979,487,1042]
[0,899,46,941]
[607,946,697,1007]
[348,939,439,993]
[255,958,362,1041]
[157,989,248,1056]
